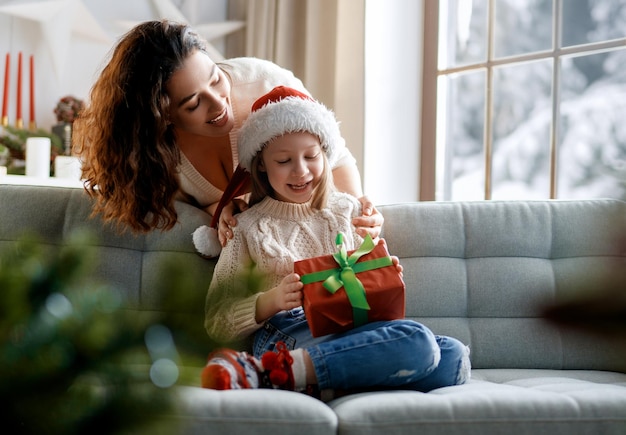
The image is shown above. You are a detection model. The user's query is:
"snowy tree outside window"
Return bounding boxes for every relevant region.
[434,0,626,201]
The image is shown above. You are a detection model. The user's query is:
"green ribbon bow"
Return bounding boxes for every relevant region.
[301,233,393,328]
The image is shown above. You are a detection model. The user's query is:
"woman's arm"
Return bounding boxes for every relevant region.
[331,163,364,198]
[332,164,384,239]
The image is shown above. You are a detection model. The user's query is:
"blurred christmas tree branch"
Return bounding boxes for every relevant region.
[0,231,200,434]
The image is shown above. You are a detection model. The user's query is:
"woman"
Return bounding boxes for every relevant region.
[73,19,382,246]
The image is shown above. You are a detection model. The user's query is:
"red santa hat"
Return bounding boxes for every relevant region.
[192,86,341,258]
[237,86,341,171]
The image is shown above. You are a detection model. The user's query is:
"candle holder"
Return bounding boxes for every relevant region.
[53,95,84,155]
[0,125,62,175]
[51,122,72,155]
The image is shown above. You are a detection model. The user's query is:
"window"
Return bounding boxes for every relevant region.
[421,0,626,201]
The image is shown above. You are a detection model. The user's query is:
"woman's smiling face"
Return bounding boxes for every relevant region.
[260,132,325,203]
[166,49,234,137]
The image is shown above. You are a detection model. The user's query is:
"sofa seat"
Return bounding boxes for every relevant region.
[327,369,626,435]
[172,388,339,435]
[170,369,626,435]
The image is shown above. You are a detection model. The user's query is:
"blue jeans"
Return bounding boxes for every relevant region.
[253,307,469,391]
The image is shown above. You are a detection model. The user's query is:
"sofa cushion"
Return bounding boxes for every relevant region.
[172,387,338,435]
[329,369,626,435]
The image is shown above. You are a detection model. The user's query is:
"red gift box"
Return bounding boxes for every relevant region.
[294,234,405,337]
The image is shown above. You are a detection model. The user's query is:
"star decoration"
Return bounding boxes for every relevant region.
[0,0,111,78]
[116,0,245,61]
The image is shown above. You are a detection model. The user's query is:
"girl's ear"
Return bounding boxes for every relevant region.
[258,157,267,172]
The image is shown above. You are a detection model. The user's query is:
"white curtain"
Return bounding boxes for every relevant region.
[227,0,366,178]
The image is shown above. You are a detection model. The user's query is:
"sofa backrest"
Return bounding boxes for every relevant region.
[3,185,624,372]
[378,199,626,373]
[0,184,217,348]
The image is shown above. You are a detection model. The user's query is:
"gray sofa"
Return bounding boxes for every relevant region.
[1,183,625,435]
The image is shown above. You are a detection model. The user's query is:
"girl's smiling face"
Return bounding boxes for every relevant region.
[166,49,234,137]
[259,132,325,203]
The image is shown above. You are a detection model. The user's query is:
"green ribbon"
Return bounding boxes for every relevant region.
[300,233,393,328]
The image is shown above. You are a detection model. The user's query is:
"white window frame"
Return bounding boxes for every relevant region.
[420,0,626,201]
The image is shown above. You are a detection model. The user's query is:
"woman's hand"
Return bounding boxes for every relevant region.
[352,195,384,239]
[218,198,249,246]
[255,273,303,323]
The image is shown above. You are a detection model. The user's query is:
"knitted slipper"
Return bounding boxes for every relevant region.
[201,342,295,391]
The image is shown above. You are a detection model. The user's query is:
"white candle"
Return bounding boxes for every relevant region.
[54,155,82,180]
[0,165,7,177]
[25,137,51,178]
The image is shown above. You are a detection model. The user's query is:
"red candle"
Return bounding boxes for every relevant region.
[16,51,22,127]
[1,53,9,125]
[29,55,35,129]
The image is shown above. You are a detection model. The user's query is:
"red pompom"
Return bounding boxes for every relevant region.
[201,365,231,389]
[261,351,279,370]
[269,369,288,386]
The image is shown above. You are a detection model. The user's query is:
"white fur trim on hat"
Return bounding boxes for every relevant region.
[237,96,341,171]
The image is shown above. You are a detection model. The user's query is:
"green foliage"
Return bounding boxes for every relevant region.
[0,232,181,435]
[0,125,63,154]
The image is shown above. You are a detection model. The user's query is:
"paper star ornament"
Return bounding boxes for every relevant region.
[0,0,111,77]
[149,0,245,61]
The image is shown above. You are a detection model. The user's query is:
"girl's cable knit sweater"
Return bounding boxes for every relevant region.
[204,191,363,343]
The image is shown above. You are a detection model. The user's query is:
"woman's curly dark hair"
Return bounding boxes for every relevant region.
[73,20,208,232]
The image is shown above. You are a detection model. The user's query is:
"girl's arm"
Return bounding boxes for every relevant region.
[204,236,265,343]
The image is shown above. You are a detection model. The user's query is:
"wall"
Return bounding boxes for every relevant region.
[0,0,229,130]
[363,0,422,204]
[1,0,426,205]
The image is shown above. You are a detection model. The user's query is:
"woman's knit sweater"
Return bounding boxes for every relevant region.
[204,192,363,343]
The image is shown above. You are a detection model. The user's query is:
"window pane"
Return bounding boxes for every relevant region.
[562,0,626,47]
[438,0,488,69]
[436,71,486,201]
[558,50,626,200]
[494,0,553,58]
[491,60,552,199]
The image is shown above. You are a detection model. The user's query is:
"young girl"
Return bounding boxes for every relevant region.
[201,86,470,399]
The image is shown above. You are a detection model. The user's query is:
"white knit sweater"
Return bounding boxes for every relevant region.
[204,191,363,343]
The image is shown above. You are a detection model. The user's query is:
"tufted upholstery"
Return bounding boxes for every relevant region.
[378,199,626,373]
[0,184,217,349]
[1,184,625,435]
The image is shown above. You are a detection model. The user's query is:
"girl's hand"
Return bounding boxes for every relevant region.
[352,195,384,239]
[255,273,303,323]
[274,273,304,310]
